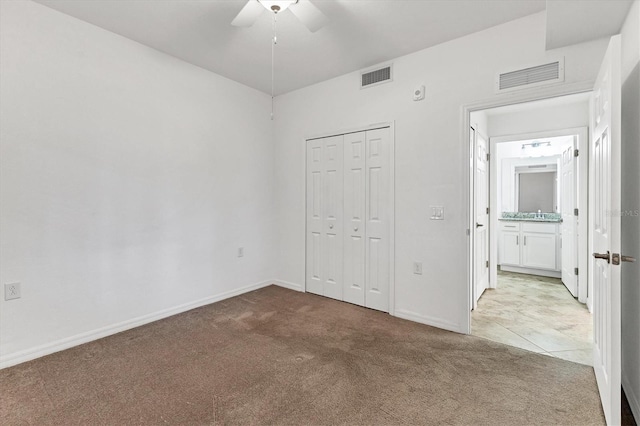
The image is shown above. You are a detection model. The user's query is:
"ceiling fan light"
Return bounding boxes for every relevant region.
[258,0,297,13]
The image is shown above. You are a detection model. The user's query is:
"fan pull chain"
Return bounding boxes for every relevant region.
[271,13,277,120]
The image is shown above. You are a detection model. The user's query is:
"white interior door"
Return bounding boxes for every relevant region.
[305,135,344,300]
[561,141,578,296]
[343,132,366,306]
[306,138,324,296]
[322,135,344,300]
[306,127,392,312]
[474,131,489,307]
[591,35,621,426]
[364,128,391,312]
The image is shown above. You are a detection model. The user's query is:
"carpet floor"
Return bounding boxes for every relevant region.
[1,285,605,425]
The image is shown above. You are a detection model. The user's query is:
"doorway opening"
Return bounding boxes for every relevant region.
[469,93,593,365]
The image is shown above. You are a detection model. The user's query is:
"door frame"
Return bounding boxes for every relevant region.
[463,81,594,334]
[488,127,589,305]
[304,122,396,315]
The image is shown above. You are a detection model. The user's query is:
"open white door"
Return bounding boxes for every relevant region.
[591,35,622,426]
[561,140,578,297]
[474,131,489,307]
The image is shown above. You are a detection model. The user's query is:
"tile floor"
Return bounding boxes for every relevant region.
[472,270,593,366]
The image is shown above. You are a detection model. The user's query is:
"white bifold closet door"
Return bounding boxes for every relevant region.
[306,127,391,312]
[306,135,344,300]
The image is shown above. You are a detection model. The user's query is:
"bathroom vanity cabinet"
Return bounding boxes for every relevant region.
[499,220,561,278]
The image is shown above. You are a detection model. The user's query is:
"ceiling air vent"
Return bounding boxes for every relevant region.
[496,58,564,92]
[361,64,393,89]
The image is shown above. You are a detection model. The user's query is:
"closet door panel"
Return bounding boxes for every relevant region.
[306,139,324,296]
[343,132,366,306]
[365,128,391,312]
[322,135,344,300]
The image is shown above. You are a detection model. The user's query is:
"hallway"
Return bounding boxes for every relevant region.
[472,271,593,365]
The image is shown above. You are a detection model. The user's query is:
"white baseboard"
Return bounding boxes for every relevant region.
[623,372,640,423]
[0,280,273,370]
[393,309,463,334]
[272,279,304,292]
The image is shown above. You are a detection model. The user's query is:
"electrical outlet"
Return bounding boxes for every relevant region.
[413,262,423,275]
[5,282,21,301]
[237,247,244,258]
[430,206,444,220]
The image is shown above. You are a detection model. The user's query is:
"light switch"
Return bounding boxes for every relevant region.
[430,206,444,220]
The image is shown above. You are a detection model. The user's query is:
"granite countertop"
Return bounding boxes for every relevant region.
[500,212,563,223]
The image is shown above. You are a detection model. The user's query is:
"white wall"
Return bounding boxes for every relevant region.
[0,1,275,367]
[487,101,589,137]
[620,0,640,420]
[273,11,608,332]
[470,110,489,138]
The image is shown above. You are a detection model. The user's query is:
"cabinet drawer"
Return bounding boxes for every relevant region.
[499,222,520,231]
[521,222,556,234]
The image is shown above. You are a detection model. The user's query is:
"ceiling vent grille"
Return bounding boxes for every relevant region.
[496,58,564,92]
[361,65,392,88]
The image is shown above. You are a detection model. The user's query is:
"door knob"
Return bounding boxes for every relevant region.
[476,223,484,228]
[593,251,611,263]
[354,226,358,232]
[612,253,636,265]
[329,223,334,229]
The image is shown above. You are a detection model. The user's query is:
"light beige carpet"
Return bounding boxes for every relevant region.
[1,285,605,425]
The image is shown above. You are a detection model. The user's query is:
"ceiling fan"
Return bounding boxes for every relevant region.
[231,0,328,32]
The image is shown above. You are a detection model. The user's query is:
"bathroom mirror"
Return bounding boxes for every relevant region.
[515,166,558,213]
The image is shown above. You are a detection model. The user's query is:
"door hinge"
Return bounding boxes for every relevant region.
[574,267,579,275]
[574,208,579,216]
[574,149,579,157]
[486,207,490,214]
[486,260,489,268]
[486,153,490,161]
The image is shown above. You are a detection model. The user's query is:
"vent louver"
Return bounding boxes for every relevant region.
[496,59,564,92]
[361,65,392,88]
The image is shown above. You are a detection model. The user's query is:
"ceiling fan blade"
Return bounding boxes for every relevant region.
[231,0,265,27]
[289,0,328,32]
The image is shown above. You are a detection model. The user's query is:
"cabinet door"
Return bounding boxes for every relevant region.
[500,231,520,266]
[521,232,556,270]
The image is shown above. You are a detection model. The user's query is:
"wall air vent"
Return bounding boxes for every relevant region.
[361,64,393,88]
[496,58,564,92]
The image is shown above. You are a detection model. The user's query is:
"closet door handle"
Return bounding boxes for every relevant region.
[516,236,519,245]
[329,223,334,229]
[354,226,359,232]
[524,236,527,246]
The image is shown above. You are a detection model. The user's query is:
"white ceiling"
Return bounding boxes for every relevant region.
[33,0,631,95]
[34,0,547,95]
[546,0,633,50]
